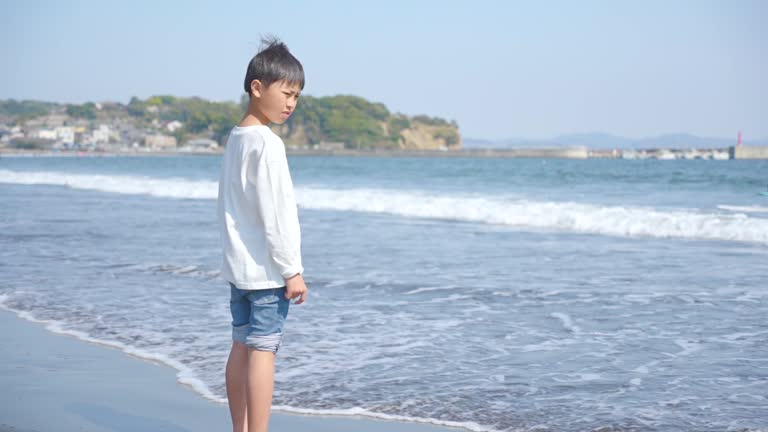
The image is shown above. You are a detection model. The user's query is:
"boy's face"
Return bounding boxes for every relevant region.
[250,79,301,125]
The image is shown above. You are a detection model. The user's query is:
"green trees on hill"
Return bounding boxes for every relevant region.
[66,103,97,119]
[289,95,395,148]
[1,95,460,150]
[0,100,57,119]
[283,95,461,149]
[128,95,241,143]
[128,93,458,149]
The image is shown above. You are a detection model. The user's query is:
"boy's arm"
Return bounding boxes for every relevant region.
[249,148,304,280]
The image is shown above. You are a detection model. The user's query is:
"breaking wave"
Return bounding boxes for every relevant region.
[2,169,766,244]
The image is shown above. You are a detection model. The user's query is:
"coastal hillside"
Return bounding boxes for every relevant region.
[0,95,461,151]
[272,95,461,150]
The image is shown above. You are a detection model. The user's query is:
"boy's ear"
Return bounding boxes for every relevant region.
[250,79,263,98]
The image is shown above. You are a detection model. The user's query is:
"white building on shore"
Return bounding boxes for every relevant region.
[145,134,177,149]
[91,125,111,144]
[55,126,75,145]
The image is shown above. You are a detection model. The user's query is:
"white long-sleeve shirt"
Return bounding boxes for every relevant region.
[217,125,303,290]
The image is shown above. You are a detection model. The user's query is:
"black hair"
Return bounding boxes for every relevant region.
[243,36,305,96]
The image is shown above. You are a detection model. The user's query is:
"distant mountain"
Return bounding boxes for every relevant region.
[464,132,768,150]
[462,137,558,149]
[553,132,635,149]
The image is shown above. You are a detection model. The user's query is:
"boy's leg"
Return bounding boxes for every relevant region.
[225,341,249,432]
[246,349,276,432]
[228,286,288,432]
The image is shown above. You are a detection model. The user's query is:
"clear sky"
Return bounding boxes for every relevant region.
[1,0,765,140]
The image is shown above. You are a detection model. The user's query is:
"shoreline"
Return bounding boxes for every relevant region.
[1,146,759,159]
[0,307,468,432]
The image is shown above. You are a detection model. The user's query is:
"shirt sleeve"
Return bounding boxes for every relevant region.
[247,144,304,279]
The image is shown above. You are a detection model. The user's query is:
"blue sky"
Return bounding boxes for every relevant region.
[1,0,765,140]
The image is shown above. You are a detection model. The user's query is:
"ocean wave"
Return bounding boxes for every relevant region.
[0,169,216,199]
[2,169,767,244]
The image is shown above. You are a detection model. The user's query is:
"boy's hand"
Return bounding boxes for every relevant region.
[284,274,307,305]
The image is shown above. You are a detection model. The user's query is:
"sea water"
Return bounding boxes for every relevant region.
[0,155,766,432]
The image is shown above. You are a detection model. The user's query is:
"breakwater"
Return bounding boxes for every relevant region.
[287,146,589,159]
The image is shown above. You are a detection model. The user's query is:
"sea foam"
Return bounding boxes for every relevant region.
[2,169,766,244]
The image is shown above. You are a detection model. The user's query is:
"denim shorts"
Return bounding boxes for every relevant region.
[229,283,290,353]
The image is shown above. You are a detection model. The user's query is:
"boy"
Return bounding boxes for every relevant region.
[217,37,307,432]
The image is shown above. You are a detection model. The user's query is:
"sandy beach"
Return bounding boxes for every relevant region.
[0,309,461,432]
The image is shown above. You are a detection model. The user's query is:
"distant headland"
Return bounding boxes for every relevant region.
[1,97,766,159]
[0,95,460,153]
